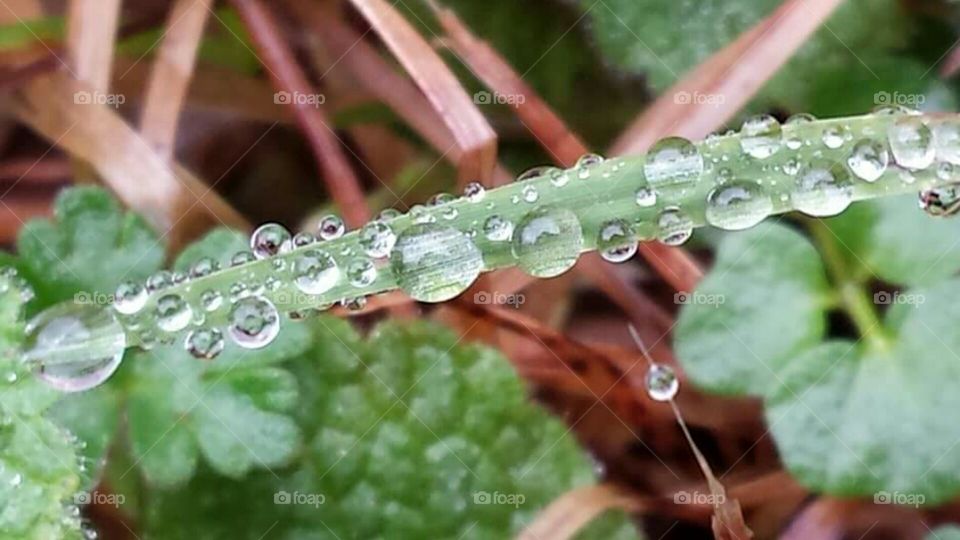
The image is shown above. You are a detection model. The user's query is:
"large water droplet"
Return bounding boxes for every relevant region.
[114,281,147,315]
[390,224,483,302]
[22,303,126,392]
[347,259,377,288]
[888,117,934,170]
[318,215,345,240]
[740,114,782,159]
[792,160,853,217]
[597,220,638,263]
[656,207,693,246]
[156,294,192,333]
[359,221,397,258]
[645,364,678,402]
[292,249,339,295]
[847,139,889,182]
[705,181,772,231]
[512,206,583,278]
[644,137,703,186]
[228,296,280,349]
[933,121,960,165]
[185,328,225,360]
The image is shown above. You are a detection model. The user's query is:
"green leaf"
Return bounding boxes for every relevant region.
[767,278,960,504]
[675,221,830,396]
[928,526,960,540]
[141,318,636,539]
[17,186,164,307]
[826,195,960,287]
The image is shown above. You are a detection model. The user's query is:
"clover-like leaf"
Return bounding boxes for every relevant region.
[675,221,830,396]
[767,279,960,504]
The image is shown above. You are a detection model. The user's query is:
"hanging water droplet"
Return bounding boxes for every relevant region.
[250,223,292,259]
[888,117,934,170]
[201,289,223,312]
[483,215,514,241]
[463,181,486,202]
[228,296,280,349]
[521,185,539,203]
[145,271,173,292]
[705,181,772,231]
[792,160,854,217]
[231,251,255,266]
[342,296,367,311]
[645,364,678,402]
[293,232,316,248]
[189,257,218,279]
[635,187,657,207]
[512,206,583,278]
[847,139,889,182]
[919,184,960,217]
[22,303,126,393]
[821,125,848,149]
[347,259,377,287]
[185,328,225,360]
[293,249,339,295]
[597,220,638,263]
[644,137,703,186]
[933,121,960,165]
[359,221,397,258]
[390,224,483,302]
[656,207,694,246]
[156,294,192,333]
[114,282,147,315]
[318,215,346,240]
[740,114,782,159]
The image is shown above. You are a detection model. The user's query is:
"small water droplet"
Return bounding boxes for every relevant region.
[293,232,316,248]
[888,117,934,170]
[644,137,703,186]
[201,290,223,312]
[521,185,539,203]
[783,158,801,176]
[576,154,604,170]
[705,181,772,231]
[937,162,955,181]
[635,187,657,207]
[156,294,192,333]
[228,296,280,349]
[377,208,402,221]
[656,207,693,246]
[145,271,173,292]
[250,223,292,259]
[645,364,678,401]
[740,114,782,159]
[920,184,960,217]
[318,215,346,240]
[463,181,486,202]
[114,282,147,315]
[410,205,436,224]
[517,166,557,182]
[847,139,889,182]
[512,206,583,278]
[792,160,853,217]
[185,328,225,360]
[292,250,339,295]
[342,296,367,311]
[391,224,483,302]
[549,169,569,187]
[347,259,377,287]
[189,257,218,279]
[483,215,514,241]
[358,221,397,258]
[597,220,638,263]
[785,113,816,126]
[231,251,255,266]
[821,125,848,149]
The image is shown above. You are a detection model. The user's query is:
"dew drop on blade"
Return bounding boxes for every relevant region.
[704,181,772,231]
[512,206,583,278]
[791,160,854,217]
[228,296,280,349]
[888,117,934,170]
[847,139,889,182]
[597,219,638,263]
[155,294,192,333]
[292,249,339,295]
[318,215,346,241]
[359,221,397,259]
[483,215,514,242]
[644,137,703,186]
[933,121,960,165]
[390,223,483,302]
[656,207,694,246]
[739,114,782,159]
[114,281,147,315]
[645,364,678,402]
[347,259,377,288]
[185,328,225,360]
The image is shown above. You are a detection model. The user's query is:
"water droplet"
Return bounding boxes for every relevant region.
[873,105,913,116]
[933,121,960,165]
[201,290,223,312]
[644,137,703,186]
[228,296,280,349]
[359,221,397,258]
[231,251,255,266]
[597,220,638,263]
[410,205,436,224]
[937,162,955,181]
[293,232,316,248]
[847,139,889,182]
[250,223,292,259]
[347,259,377,287]
[512,206,583,278]
[576,154,604,169]
[318,215,345,240]
[888,117,934,170]
[185,328,224,360]
[521,185,539,203]
[293,249,339,295]
[517,166,557,182]
[145,271,173,292]
[785,113,816,126]
[463,181,486,202]
[635,187,657,207]
[114,282,147,315]
[740,114,782,159]
[705,181,773,231]
[821,125,847,149]
[919,184,960,217]
[549,169,569,187]
[645,364,678,401]
[22,303,125,392]
[783,158,801,176]
[483,215,514,241]
[9,473,22,487]
[656,207,693,246]
[189,257,218,279]
[342,296,367,311]
[377,208,402,221]
[156,294,192,333]
[390,224,483,302]
[792,160,853,217]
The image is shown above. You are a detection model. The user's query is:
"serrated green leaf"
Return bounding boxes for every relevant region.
[675,221,830,396]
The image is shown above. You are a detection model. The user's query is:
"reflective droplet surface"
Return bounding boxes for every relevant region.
[740,114,782,159]
[705,181,772,231]
[250,223,292,259]
[512,206,583,278]
[919,184,960,217]
[635,187,657,208]
[656,207,694,246]
[292,249,339,295]
[114,282,147,315]
[888,117,934,170]
[185,328,225,360]
[597,220,638,263]
[645,364,678,402]
[22,303,125,393]
[821,125,848,149]
[347,259,377,288]
[644,137,703,186]
[521,185,539,203]
[189,257,218,279]
[201,289,223,312]
[390,224,483,302]
[359,221,397,258]
[933,121,960,165]
[156,294,192,333]
[483,215,514,242]
[847,139,889,182]
[230,251,255,267]
[463,181,486,202]
[145,271,173,292]
[293,232,316,248]
[318,215,345,240]
[792,161,854,217]
[228,296,280,349]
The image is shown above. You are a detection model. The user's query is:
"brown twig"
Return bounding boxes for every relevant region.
[65,0,121,90]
